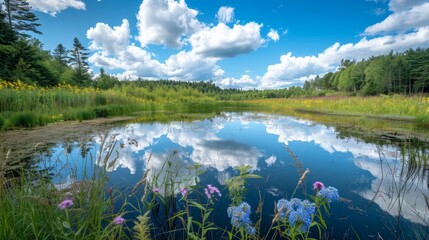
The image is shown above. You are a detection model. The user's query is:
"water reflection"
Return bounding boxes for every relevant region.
[41,112,429,238]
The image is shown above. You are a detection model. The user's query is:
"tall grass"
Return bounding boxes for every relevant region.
[248,95,429,122]
[0,80,219,130]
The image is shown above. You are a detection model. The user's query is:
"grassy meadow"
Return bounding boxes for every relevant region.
[245,95,429,126]
[0,80,220,129]
[2,80,429,131]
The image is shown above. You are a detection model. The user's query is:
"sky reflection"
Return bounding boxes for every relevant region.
[43,112,428,227]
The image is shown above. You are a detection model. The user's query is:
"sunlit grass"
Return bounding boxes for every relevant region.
[246,95,429,123]
[0,81,219,129]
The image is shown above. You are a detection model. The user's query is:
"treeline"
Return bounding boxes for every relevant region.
[0,0,118,88]
[304,49,429,96]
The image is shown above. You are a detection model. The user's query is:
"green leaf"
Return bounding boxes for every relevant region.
[187,216,193,232]
[189,201,206,211]
[202,211,212,222]
[244,174,262,179]
[62,221,71,229]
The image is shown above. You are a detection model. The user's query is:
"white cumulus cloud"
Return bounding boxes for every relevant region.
[87,20,131,55]
[365,2,429,34]
[190,22,264,58]
[216,6,235,24]
[164,51,224,80]
[218,75,258,90]
[87,19,223,81]
[27,0,85,16]
[85,0,271,83]
[136,0,203,49]
[388,0,427,12]
[267,29,280,42]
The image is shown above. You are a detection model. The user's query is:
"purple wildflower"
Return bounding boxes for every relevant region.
[204,184,221,199]
[113,215,125,225]
[58,199,73,209]
[180,188,188,197]
[152,187,160,194]
[313,181,325,191]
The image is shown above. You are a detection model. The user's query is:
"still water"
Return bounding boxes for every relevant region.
[39,112,429,239]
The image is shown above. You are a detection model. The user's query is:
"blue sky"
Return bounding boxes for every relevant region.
[23,0,429,89]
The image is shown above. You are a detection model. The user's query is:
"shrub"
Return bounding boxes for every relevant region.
[0,116,4,129]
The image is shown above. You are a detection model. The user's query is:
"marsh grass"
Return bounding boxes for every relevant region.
[0,81,219,130]
[247,95,429,125]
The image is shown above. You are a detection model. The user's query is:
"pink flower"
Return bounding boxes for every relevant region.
[180,188,187,197]
[152,187,160,193]
[204,184,221,199]
[58,199,73,209]
[313,181,325,191]
[113,215,125,225]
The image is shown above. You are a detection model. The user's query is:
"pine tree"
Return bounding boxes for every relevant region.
[53,43,68,67]
[70,37,91,86]
[0,6,17,80]
[70,37,89,70]
[3,0,41,38]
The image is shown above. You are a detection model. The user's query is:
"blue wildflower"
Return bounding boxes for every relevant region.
[318,186,340,202]
[227,202,256,235]
[276,198,316,232]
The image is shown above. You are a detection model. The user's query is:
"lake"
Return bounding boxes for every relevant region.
[35,111,429,239]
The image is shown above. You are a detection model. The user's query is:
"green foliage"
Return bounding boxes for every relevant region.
[0,115,4,129]
[226,165,261,206]
[94,106,110,118]
[305,48,429,96]
[3,0,41,37]
[415,115,429,128]
[9,111,40,128]
[76,109,95,122]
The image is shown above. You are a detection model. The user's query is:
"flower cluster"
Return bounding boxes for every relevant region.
[204,184,221,199]
[227,202,256,235]
[317,186,339,203]
[276,198,315,232]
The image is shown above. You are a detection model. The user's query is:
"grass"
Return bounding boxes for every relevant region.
[0,80,220,130]
[2,80,429,131]
[246,95,429,124]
